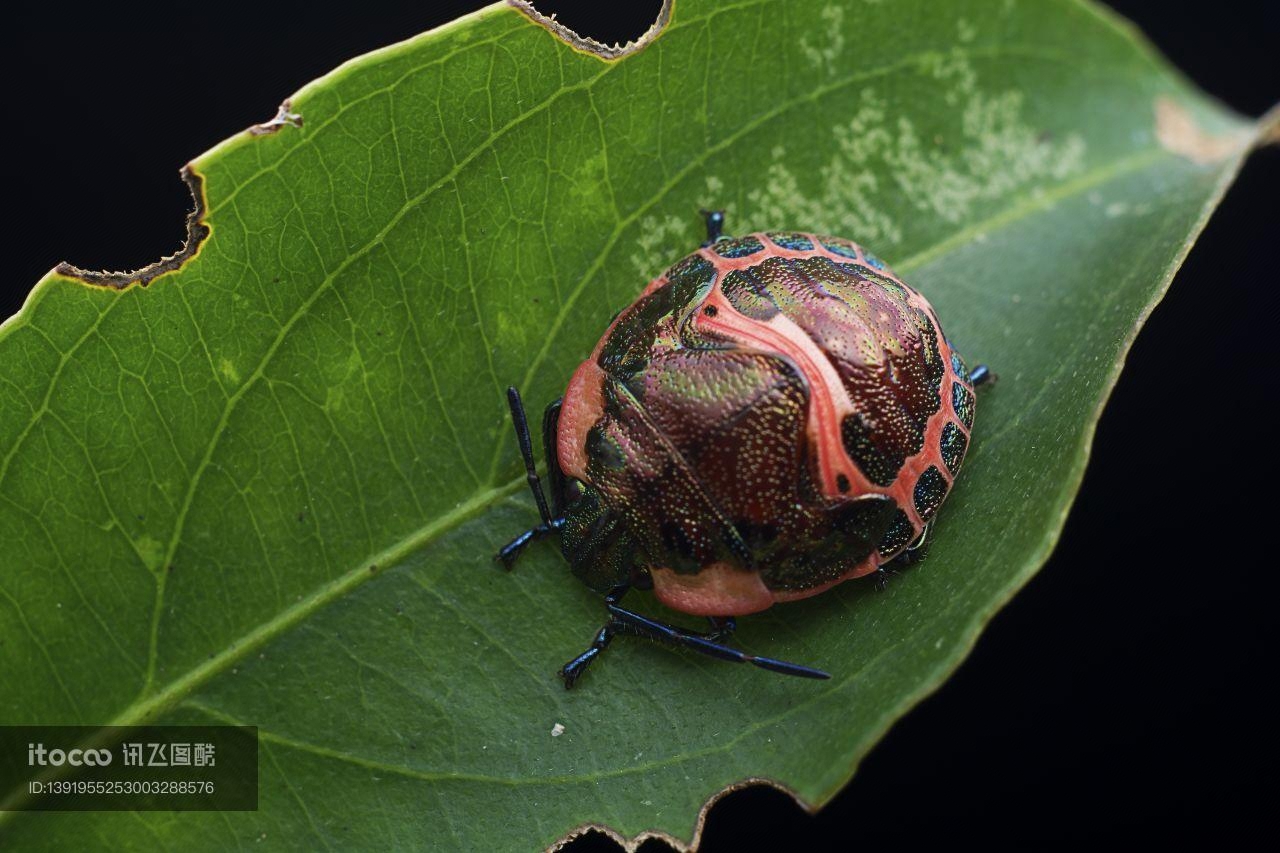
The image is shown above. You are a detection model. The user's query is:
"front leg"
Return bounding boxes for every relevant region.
[495,517,565,569]
[559,585,628,688]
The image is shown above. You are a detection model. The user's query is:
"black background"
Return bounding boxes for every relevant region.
[8,1,1278,849]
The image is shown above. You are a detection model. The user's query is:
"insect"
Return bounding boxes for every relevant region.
[498,211,992,688]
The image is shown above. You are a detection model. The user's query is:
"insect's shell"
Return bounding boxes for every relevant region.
[558,232,976,617]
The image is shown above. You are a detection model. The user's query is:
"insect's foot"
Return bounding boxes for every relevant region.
[558,652,596,690]
[704,615,737,643]
[874,566,898,592]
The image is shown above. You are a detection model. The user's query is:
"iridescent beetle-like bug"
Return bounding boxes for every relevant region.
[498,211,993,687]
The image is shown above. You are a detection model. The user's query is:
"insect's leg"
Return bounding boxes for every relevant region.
[495,518,565,568]
[969,364,996,388]
[699,209,726,246]
[606,604,829,680]
[877,519,934,589]
[559,585,629,689]
[496,386,564,569]
[705,616,737,642]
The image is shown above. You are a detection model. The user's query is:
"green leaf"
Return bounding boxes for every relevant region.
[0,0,1272,847]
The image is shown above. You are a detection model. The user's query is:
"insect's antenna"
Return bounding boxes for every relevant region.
[506,386,553,526]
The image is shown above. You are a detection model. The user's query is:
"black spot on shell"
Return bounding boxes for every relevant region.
[913,465,949,520]
[836,473,850,493]
[940,422,968,476]
[712,235,765,258]
[841,412,902,487]
[820,238,860,259]
[878,508,915,558]
[766,232,814,251]
[953,383,975,429]
[830,495,896,542]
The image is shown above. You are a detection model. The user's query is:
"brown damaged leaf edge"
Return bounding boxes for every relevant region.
[52,97,305,291]
[54,166,209,290]
[251,99,305,136]
[552,778,807,853]
[508,0,673,60]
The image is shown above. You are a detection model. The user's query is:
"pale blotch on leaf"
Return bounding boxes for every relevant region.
[748,51,1086,244]
[630,213,694,278]
[136,536,166,574]
[219,358,241,384]
[800,5,845,72]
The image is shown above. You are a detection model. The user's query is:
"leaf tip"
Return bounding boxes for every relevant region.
[508,0,672,61]
[54,166,210,290]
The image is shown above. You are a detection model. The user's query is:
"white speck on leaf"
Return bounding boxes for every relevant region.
[551,723,565,737]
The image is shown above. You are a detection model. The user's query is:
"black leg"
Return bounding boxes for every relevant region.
[874,565,898,592]
[877,519,933,589]
[970,364,995,388]
[558,587,829,688]
[495,518,564,568]
[700,209,726,246]
[496,386,565,569]
[559,585,628,688]
[706,616,737,642]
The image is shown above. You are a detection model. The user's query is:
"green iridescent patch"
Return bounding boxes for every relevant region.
[952,383,975,429]
[819,237,861,259]
[711,235,765,258]
[766,232,814,251]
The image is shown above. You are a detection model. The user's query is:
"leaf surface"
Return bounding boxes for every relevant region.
[0,0,1271,847]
